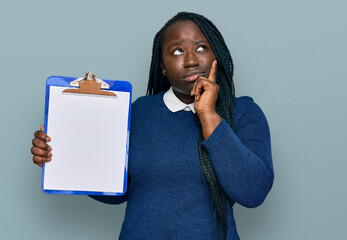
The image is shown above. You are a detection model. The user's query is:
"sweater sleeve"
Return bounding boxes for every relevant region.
[201,100,274,208]
[88,192,128,205]
[88,174,131,205]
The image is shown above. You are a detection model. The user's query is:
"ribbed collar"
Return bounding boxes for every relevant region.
[163,87,195,113]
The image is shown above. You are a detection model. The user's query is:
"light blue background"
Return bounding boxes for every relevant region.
[1,0,346,239]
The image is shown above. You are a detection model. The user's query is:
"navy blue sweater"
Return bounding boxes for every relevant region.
[91,92,274,239]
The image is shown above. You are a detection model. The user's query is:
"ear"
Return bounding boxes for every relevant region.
[160,62,167,76]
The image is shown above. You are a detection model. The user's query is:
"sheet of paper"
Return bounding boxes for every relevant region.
[43,86,129,193]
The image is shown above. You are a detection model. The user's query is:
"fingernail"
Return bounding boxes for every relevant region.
[48,153,53,157]
[48,146,52,151]
[47,158,52,162]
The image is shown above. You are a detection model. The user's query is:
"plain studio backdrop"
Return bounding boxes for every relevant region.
[1,0,346,239]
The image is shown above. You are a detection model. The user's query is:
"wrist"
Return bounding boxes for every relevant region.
[197,111,222,139]
[197,110,220,123]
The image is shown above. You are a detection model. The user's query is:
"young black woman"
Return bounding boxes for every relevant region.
[31,12,274,240]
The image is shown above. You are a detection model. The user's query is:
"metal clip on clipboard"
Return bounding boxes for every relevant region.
[63,71,117,97]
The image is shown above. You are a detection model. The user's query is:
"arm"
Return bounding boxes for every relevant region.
[201,101,274,208]
[191,61,273,208]
[88,191,128,204]
[88,177,130,204]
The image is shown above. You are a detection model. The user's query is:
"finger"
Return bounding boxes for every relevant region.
[34,129,51,142]
[194,79,204,101]
[195,77,219,101]
[208,60,217,83]
[191,74,210,96]
[40,125,51,142]
[33,155,52,167]
[32,137,52,151]
[190,77,200,96]
[31,146,53,158]
[33,156,52,164]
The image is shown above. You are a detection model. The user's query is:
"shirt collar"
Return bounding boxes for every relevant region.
[163,87,195,113]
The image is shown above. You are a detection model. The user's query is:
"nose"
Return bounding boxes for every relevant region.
[184,51,199,68]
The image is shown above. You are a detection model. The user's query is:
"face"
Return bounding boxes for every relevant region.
[161,20,216,104]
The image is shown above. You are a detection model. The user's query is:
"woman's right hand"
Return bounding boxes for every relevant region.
[31,125,52,167]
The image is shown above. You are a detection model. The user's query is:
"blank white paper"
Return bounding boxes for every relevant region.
[43,86,130,193]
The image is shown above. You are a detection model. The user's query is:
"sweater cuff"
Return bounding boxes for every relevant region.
[201,118,235,153]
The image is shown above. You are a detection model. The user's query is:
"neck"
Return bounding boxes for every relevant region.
[173,90,194,104]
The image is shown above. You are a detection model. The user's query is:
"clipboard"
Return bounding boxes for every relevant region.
[42,72,132,196]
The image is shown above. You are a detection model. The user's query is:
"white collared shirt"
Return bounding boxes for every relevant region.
[163,87,195,113]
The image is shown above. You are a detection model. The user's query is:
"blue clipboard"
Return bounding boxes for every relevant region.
[42,72,132,196]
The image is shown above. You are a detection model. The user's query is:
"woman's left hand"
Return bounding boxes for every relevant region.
[191,60,222,139]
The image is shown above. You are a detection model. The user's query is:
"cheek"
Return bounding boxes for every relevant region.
[204,57,216,71]
[166,60,183,77]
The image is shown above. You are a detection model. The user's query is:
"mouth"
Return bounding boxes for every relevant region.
[183,72,205,82]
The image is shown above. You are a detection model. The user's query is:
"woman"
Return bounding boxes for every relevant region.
[32,12,274,240]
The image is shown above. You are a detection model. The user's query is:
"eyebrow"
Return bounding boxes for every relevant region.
[167,41,184,49]
[194,40,209,45]
[166,40,209,49]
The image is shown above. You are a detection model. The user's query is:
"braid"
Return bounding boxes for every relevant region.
[147,12,235,239]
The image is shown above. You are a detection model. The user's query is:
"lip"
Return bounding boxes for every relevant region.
[183,72,204,82]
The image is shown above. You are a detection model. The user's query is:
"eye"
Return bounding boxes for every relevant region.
[196,45,207,52]
[173,48,183,56]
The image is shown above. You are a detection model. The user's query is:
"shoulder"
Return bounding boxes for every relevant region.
[234,96,269,131]
[132,91,165,111]
[234,96,255,111]
[234,96,263,116]
[131,91,167,121]
[130,92,169,131]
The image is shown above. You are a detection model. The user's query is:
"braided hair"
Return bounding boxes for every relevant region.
[146,12,235,239]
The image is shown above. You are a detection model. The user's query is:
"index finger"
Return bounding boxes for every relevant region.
[208,60,217,83]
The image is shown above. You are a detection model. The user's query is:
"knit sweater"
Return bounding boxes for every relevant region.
[92,92,274,239]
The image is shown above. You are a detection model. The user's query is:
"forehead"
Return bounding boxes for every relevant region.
[162,20,207,46]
